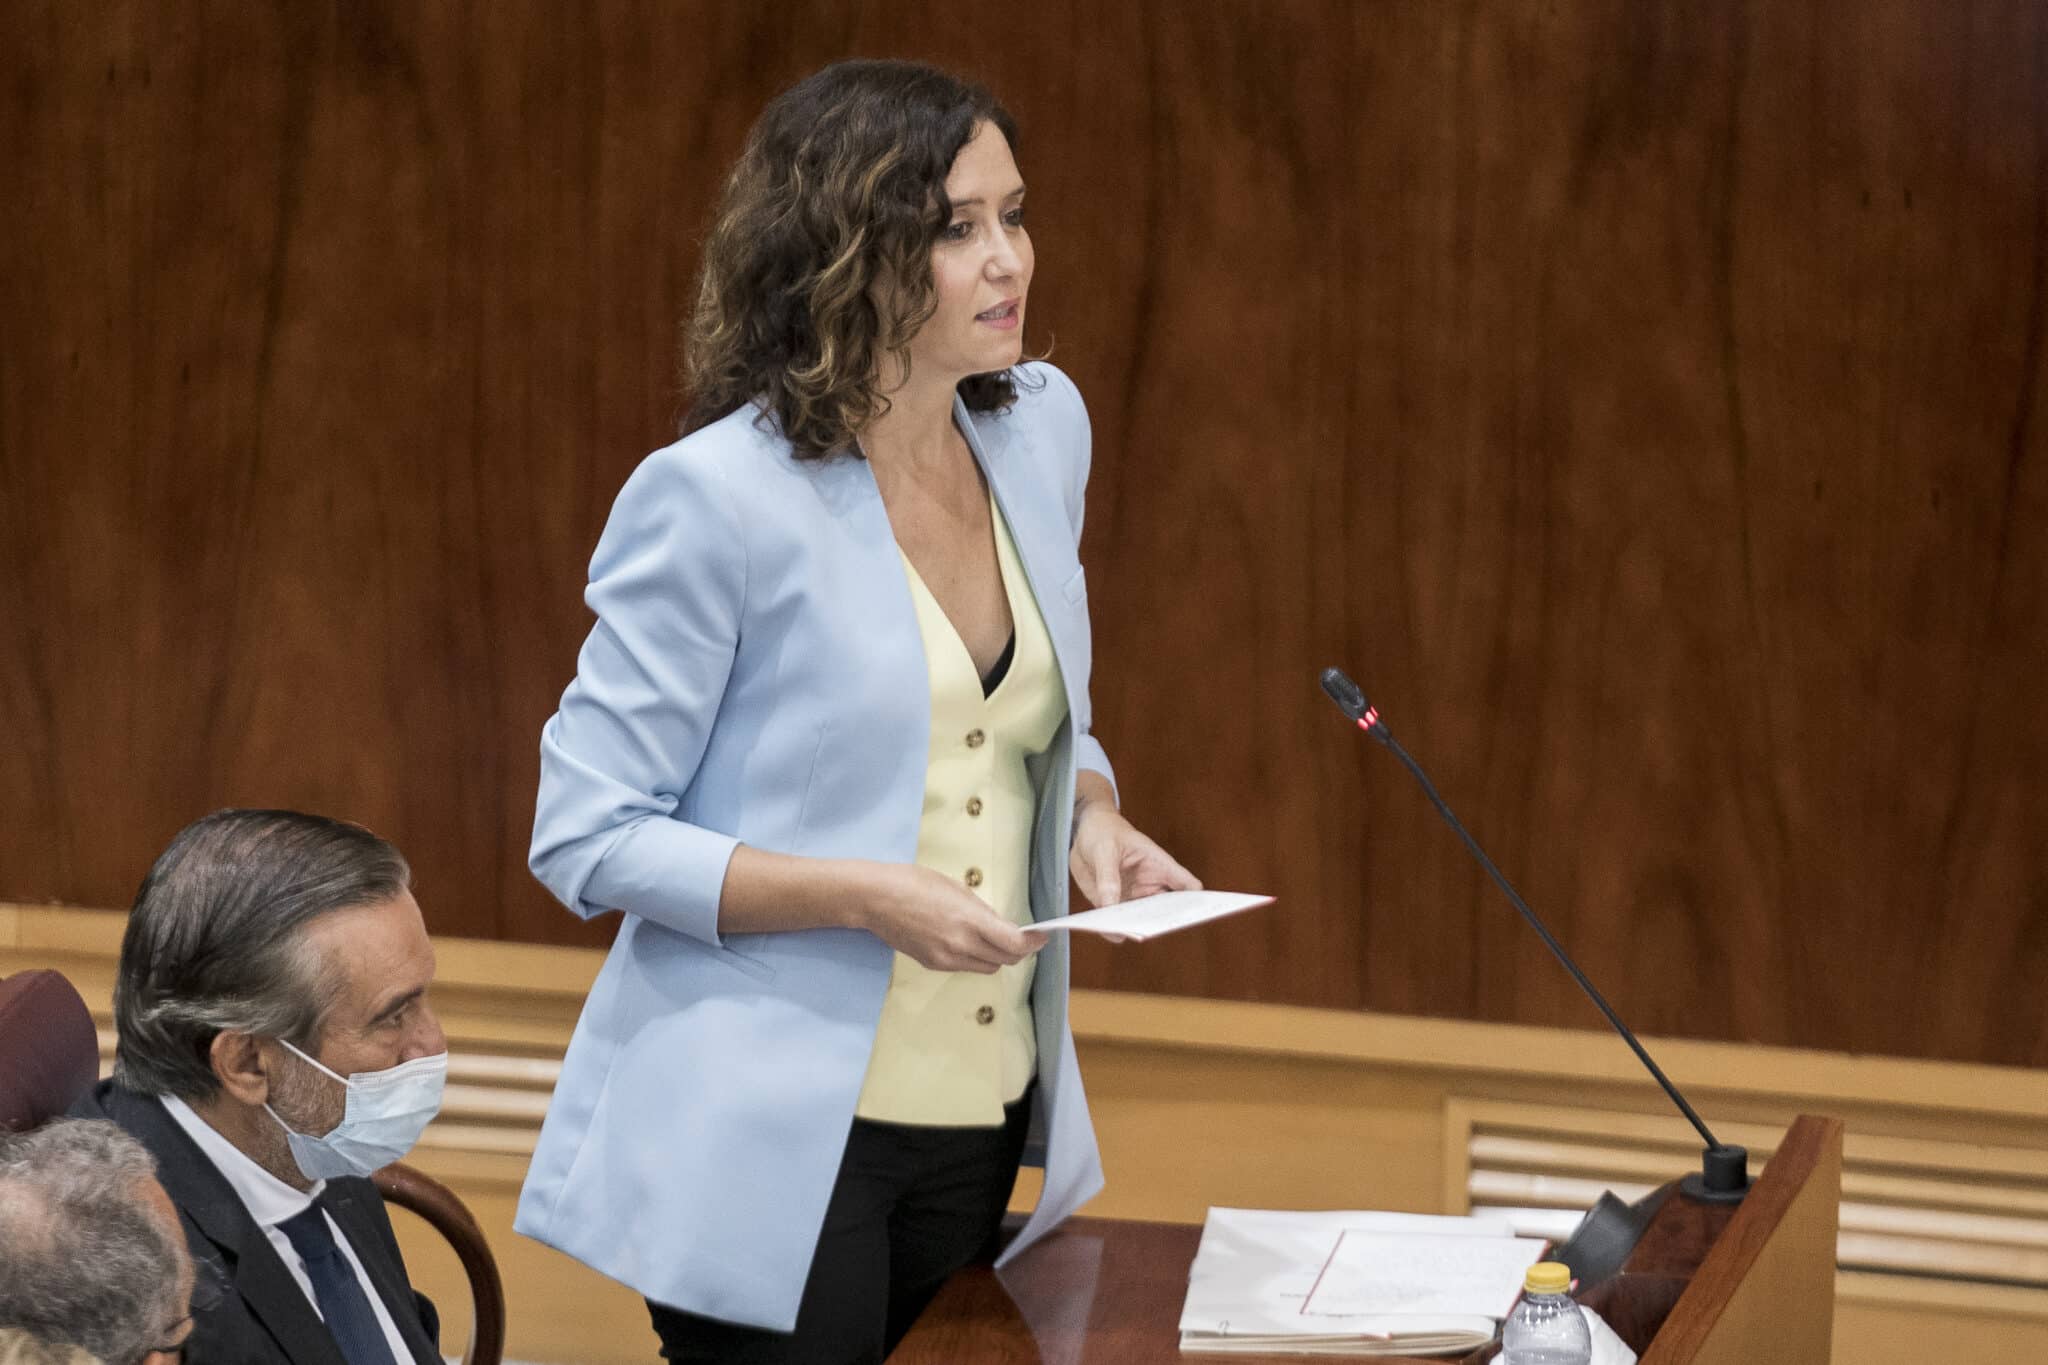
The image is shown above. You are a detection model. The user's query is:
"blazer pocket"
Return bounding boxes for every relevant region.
[1061,565,1088,605]
[714,935,778,982]
[641,917,779,984]
[793,719,831,843]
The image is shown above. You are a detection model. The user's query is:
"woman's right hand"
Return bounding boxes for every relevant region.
[857,863,1041,974]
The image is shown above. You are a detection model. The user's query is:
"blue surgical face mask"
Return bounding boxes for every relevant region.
[264,1039,448,1181]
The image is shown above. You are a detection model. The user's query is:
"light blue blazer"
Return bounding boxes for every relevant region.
[514,362,1113,1329]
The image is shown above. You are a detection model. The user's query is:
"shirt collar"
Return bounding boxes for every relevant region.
[160,1094,326,1230]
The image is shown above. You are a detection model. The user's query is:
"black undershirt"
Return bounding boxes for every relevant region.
[979,632,1016,697]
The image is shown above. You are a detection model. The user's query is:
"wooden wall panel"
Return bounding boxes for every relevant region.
[1,3,2041,1065]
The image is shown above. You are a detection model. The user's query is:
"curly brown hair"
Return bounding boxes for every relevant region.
[681,60,1028,459]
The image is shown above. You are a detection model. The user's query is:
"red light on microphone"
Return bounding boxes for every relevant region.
[1358,706,1380,732]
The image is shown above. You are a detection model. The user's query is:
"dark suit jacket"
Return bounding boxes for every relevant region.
[73,1080,440,1365]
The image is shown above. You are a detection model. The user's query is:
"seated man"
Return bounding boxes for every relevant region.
[0,1117,197,1363]
[76,809,447,1365]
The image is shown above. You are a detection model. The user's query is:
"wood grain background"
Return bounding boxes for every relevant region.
[3,2,2042,1066]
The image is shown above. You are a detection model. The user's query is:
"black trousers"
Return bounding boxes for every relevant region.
[648,1090,1033,1364]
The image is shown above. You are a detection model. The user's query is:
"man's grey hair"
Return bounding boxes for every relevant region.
[0,1120,184,1363]
[112,808,412,1101]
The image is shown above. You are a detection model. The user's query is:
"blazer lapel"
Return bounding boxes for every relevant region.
[323,1183,441,1365]
[960,398,1090,943]
[101,1086,347,1365]
[958,397,1086,715]
[222,1238,353,1365]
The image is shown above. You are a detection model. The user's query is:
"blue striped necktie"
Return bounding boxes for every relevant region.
[275,1205,400,1365]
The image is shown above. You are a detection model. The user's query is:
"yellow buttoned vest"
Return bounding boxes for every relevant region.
[854,494,1068,1126]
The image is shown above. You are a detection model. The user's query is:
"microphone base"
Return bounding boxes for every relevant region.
[1679,1144,1751,1203]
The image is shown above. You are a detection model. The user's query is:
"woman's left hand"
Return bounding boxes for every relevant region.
[1069,784,1201,908]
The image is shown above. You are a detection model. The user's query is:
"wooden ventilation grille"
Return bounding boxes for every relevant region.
[1450,1099,2048,1289]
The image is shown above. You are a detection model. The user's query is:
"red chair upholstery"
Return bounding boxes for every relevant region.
[0,970,100,1131]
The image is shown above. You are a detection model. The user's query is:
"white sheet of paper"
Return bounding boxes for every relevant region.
[1179,1208,1514,1339]
[1585,1305,1639,1365]
[1023,890,1274,943]
[1299,1228,1548,1319]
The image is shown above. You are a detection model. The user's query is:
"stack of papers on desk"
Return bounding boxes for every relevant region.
[1178,1208,1548,1356]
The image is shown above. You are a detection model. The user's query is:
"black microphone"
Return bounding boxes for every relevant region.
[1320,666,1749,1205]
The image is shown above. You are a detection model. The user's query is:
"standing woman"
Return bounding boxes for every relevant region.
[515,60,1198,1362]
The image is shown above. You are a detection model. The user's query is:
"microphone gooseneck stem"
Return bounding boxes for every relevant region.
[1367,720,1725,1155]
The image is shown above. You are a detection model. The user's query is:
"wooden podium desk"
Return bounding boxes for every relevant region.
[894,1217,1451,1365]
[892,1115,1842,1365]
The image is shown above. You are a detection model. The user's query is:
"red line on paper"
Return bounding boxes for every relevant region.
[1301,1228,1349,1316]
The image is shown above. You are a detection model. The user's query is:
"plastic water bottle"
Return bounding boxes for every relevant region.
[1501,1261,1591,1364]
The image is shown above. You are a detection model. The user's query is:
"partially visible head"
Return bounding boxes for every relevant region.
[684,58,1033,457]
[0,1330,104,1365]
[0,1120,192,1365]
[112,810,443,1180]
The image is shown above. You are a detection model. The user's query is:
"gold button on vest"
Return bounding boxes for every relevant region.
[854,494,1068,1126]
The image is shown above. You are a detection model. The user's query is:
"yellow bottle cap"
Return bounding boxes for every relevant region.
[1524,1261,1572,1294]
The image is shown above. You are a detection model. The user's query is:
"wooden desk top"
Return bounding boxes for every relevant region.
[893,1193,1741,1363]
[890,1218,1505,1364]
[895,1119,1836,1363]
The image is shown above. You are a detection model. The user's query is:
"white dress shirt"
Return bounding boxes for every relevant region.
[161,1095,414,1363]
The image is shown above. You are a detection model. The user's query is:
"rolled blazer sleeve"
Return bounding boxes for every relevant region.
[1044,366,1118,805]
[529,446,745,947]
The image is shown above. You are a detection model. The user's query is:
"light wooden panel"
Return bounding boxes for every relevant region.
[2,3,2045,1066]
[9,912,2048,1363]
[1456,1100,2048,1289]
